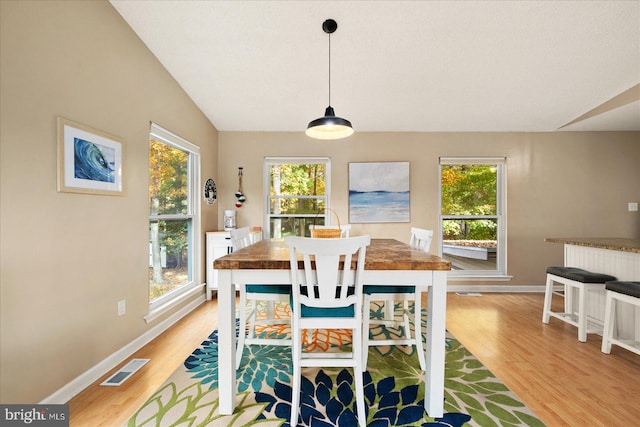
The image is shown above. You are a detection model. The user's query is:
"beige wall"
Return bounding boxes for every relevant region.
[218,131,640,285]
[0,1,218,403]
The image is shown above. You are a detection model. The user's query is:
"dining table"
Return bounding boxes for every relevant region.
[214,237,451,418]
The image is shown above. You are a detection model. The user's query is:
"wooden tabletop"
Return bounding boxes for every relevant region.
[214,238,452,271]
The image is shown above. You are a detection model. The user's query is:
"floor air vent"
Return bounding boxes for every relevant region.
[456,292,483,296]
[101,358,150,386]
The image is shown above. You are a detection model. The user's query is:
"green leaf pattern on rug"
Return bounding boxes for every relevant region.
[442,336,546,427]
[126,382,282,427]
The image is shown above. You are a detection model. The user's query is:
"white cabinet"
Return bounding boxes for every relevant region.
[206,232,233,300]
[205,230,262,300]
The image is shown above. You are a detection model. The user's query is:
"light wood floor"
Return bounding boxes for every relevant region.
[67,293,640,426]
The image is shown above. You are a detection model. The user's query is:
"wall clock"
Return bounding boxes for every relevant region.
[204,178,217,206]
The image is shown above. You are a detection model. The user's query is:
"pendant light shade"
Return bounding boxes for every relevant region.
[306,106,354,140]
[306,19,353,140]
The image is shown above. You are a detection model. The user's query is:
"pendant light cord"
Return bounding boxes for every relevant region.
[328,31,331,107]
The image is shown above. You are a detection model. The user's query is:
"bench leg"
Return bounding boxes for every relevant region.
[565,284,575,321]
[601,292,615,354]
[577,286,587,342]
[542,275,554,323]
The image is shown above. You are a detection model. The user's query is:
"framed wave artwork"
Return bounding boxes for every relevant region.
[348,161,410,223]
[57,117,124,195]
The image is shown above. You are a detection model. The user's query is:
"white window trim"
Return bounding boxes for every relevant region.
[438,156,509,280]
[263,157,331,237]
[147,123,202,321]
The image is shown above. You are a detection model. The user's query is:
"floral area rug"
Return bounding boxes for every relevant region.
[126,303,545,426]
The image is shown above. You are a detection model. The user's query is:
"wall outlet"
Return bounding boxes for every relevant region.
[629,202,638,212]
[117,299,126,316]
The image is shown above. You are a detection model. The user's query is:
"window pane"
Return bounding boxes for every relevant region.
[269,197,326,215]
[270,163,326,196]
[149,219,191,298]
[442,219,498,271]
[149,139,188,215]
[441,165,496,215]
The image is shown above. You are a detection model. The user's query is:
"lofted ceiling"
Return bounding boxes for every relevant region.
[110,0,640,133]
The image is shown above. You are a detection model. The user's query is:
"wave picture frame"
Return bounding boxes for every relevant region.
[349,161,410,223]
[57,117,124,195]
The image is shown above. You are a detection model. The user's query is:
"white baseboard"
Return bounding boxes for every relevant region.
[447,285,545,293]
[40,294,206,404]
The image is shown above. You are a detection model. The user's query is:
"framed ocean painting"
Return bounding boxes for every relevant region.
[57,117,124,195]
[349,161,410,223]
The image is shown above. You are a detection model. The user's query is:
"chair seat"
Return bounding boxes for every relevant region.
[246,284,292,294]
[605,281,640,298]
[289,293,355,317]
[364,285,415,294]
[301,304,355,318]
[546,266,616,283]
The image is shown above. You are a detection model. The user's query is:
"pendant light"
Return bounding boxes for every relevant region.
[306,19,354,140]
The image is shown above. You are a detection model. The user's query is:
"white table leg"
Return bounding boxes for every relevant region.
[424,270,446,418]
[217,269,237,414]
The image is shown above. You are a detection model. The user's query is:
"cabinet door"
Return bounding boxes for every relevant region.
[206,233,232,295]
[211,239,232,289]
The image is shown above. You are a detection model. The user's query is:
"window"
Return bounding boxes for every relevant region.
[264,157,331,238]
[148,123,201,313]
[439,157,507,279]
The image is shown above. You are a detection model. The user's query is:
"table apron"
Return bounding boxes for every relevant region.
[229,269,291,284]
[363,269,434,287]
[222,269,437,287]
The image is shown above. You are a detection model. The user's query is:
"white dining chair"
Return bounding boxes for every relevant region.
[232,227,291,369]
[362,227,433,371]
[285,235,371,427]
[308,223,351,237]
[409,227,433,252]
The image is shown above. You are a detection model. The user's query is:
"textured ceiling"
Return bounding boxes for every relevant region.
[110,0,640,132]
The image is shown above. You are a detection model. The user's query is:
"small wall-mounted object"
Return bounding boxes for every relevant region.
[235,167,246,207]
[204,178,217,206]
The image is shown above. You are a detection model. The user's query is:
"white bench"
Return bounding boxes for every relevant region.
[542,266,617,342]
[601,281,640,356]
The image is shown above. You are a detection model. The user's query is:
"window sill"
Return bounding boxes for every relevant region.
[145,283,205,323]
